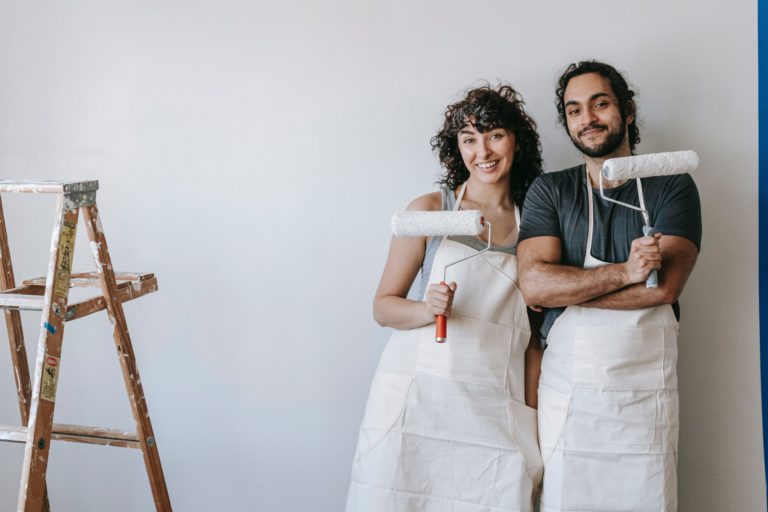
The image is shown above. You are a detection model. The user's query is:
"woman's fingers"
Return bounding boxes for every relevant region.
[425,281,457,316]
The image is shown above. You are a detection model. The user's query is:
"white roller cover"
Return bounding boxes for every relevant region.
[602,151,699,180]
[391,210,484,237]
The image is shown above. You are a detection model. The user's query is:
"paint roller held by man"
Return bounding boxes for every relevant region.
[346,84,546,511]
[518,60,701,511]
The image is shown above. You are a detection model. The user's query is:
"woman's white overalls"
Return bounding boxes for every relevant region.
[538,172,679,511]
[347,186,543,512]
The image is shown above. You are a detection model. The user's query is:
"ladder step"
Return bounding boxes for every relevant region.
[0,180,98,194]
[23,271,155,288]
[0,293,46,310]
[0,276,158,319]
[0,423,140,449]
[66,277,158,321]
[1,284,45,295]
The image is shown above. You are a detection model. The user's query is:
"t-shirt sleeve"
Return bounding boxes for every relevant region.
[519,174,561,242]
[652,174,702,251]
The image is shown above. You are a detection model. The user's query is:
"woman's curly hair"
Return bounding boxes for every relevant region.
[430,84,543,207]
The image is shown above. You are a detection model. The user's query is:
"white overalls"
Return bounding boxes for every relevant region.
[538,173,679,511]
[347,186,543,512]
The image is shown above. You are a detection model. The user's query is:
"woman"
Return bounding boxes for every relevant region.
[347,84,544,511]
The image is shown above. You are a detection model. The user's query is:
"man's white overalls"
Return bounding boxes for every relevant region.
[538,172,679,511]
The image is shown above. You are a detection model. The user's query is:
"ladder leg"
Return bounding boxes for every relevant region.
[0,197,33,421]
[0,198,52,512]
[18,196,79,512]
[81,203,172,511]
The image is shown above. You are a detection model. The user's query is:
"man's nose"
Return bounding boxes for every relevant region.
[580,108,597,126]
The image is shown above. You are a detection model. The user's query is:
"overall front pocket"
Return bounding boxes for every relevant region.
[415,313,514,388]
[572,324,666,390]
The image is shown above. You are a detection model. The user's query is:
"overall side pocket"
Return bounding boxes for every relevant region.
[353,371,412,461]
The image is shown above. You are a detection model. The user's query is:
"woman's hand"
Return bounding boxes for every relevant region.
[424,281,457,317]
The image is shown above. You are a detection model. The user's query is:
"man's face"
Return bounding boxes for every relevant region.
[563,72,632,158]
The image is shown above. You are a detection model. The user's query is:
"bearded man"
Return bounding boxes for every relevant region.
[517,61,701,511]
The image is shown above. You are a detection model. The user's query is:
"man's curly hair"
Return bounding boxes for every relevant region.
[430,84,543,207]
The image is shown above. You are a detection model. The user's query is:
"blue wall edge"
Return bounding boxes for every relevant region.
[759,0,768,502]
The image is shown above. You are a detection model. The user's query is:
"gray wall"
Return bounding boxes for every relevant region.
[0,1,763,510]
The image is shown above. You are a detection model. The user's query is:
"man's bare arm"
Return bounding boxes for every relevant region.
[580,235,698,309]
[517,235,662,308]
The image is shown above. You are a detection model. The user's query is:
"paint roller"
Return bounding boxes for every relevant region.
[600,150,699,288]
[391,210,489,343]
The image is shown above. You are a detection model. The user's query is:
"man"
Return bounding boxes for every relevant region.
[517,61,701,511]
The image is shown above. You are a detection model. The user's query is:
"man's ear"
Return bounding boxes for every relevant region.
[626,100,636,125]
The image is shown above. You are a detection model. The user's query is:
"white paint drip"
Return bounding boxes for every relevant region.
[89,241,103,273]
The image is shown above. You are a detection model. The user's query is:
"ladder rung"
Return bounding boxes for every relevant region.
[66,277,158,321]
[0,277,158,316]
[0,293,46,310]
[0,423,140,449]
[0,180,98,194]
[1,284,46,295]
[23,271,154,288]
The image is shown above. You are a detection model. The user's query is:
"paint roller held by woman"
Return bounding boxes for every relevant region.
[346,84,546,512]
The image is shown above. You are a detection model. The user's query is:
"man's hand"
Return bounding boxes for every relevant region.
[623,233,663,284]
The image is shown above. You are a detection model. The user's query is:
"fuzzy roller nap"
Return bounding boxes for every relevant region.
[391,209,489,343]
[603,151,699,180]
[391,210,484,237]
[601,151,699,288]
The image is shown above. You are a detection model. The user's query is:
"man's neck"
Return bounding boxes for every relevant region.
[584,147,632,189]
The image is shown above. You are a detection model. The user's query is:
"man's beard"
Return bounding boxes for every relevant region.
[570,122,626,158]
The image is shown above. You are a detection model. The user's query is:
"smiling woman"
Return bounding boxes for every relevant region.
[432,85,542,208]
[345,84,546,512]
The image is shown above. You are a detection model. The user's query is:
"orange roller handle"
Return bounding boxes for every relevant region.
[435,315,446,343]
[435,281,447,343]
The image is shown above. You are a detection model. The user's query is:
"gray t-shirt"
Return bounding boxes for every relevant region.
[518,164,702,339]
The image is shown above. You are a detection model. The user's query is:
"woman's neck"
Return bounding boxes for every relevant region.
[458,178,514,210]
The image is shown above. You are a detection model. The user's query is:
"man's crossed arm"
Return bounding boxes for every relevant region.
[517,234,698,310]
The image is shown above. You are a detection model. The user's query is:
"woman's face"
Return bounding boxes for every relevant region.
[457,123,517,186]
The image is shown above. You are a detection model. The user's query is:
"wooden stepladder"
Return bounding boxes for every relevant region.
[0,180,171,511]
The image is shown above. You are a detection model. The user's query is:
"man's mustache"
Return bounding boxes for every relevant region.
[578,123,608,137]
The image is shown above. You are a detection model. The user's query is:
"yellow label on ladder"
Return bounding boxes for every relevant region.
[41,355,60,402]
[54,221,77,297]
